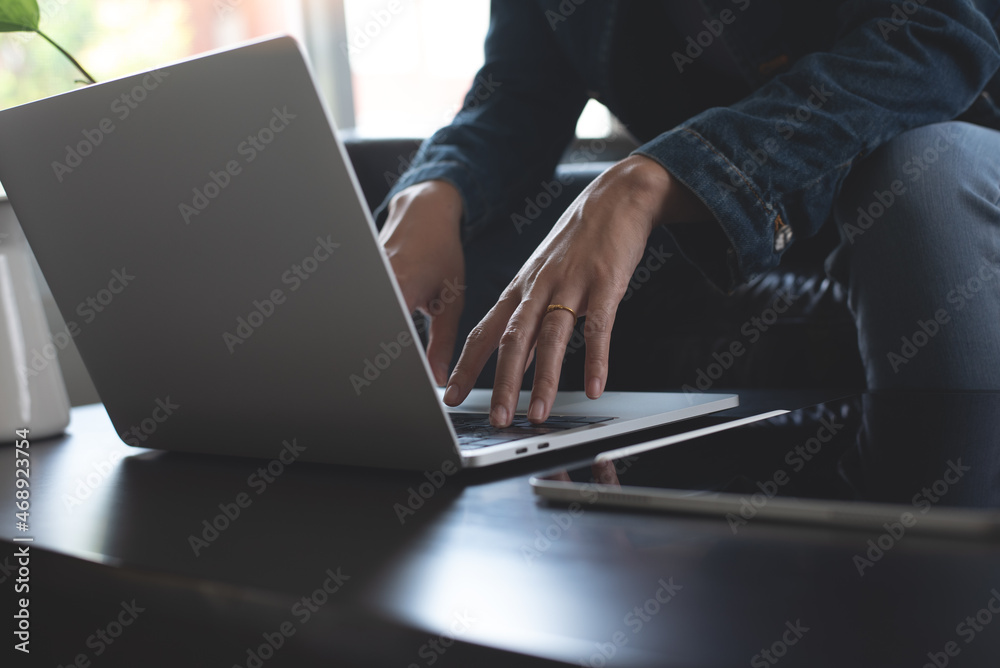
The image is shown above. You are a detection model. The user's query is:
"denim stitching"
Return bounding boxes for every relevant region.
[682,127,775,215]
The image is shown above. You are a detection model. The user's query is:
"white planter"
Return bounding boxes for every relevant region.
[0,197,71,441]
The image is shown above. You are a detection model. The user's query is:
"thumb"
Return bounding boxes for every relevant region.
[424,292,464,386]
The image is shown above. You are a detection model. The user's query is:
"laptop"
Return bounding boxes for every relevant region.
[0,36,737,469]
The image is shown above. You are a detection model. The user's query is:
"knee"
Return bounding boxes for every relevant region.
[834,122,1000,248]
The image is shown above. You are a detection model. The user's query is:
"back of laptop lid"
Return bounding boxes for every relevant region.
[0,37,459,470]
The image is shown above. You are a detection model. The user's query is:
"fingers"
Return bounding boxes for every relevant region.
[591,459,622,486]
[581,284,619,399]
[527,304,579,423]
[441,157,660,423]
[448,285,614,427]
[524,345,536,374]
[425,289,465,386]
[377,181,466,385]
[488,299,547,426]
[444,297,518,409]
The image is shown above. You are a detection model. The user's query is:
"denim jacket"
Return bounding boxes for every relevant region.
[375,0,1000,293]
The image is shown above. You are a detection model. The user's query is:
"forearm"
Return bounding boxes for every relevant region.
[637,0,1000,291]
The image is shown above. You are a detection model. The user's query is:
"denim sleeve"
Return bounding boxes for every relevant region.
[372,0,589,238]
[635,0,1000,293]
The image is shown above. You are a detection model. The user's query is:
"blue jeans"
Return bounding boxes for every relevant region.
[826,121,1000,390]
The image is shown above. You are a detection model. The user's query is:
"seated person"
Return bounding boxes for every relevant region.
[375,0,1000,427]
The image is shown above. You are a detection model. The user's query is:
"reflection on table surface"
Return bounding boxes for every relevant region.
[550,393,1000,512]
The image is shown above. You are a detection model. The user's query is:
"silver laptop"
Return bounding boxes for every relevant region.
[0,36,737,469]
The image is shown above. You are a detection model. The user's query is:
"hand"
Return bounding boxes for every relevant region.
[442,155,711,426]
[379,180,466,386]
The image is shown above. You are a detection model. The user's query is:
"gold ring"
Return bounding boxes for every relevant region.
[546,304,578,319]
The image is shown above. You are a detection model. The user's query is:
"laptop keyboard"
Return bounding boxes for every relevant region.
[449,412,614,450]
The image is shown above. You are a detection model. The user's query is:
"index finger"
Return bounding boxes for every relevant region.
[443,296,518,407]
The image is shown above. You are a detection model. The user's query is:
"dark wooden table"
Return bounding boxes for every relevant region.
[3,389,999,667]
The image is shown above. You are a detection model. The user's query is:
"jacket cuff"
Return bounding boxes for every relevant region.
[633,123,793,293]
[372,158,488,236]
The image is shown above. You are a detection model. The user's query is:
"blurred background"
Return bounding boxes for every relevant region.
[0,0,613,138]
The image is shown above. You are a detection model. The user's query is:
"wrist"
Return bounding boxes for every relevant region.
[381,180,463,248]
[388,180,463,225]
[619,155,714,232]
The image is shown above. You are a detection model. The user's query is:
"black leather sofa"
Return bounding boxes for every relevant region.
[344,137,866,392]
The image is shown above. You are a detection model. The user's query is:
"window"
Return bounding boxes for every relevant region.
[340,0,612,138]
[0,0,613,137]
[343,0,488,136]
[0,0,303,111]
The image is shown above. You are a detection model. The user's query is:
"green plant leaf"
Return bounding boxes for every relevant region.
[0,0,40,33]
[0,0,95,84]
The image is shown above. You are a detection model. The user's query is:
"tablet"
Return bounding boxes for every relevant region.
[531,393,1000,538]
